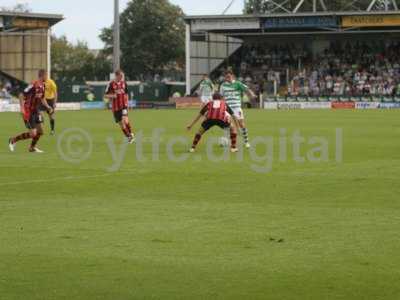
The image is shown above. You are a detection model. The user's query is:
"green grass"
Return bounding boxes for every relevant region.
[1,109,400,300]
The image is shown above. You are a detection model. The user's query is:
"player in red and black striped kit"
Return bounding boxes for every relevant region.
[187,93,238,153]
[8,69,54,153]
[105,70,135,144]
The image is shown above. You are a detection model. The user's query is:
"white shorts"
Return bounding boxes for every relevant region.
[231,107,244,120]
[201,96,212,104]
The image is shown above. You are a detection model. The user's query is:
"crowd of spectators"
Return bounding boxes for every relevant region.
[0,78,12,100]
[288,41,400,97]
[217,40,400,97]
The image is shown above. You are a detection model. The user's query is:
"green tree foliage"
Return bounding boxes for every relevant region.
[244,0,270,14]
[100,0,185,80]
[51,36,111,81]
[0,3,31,12]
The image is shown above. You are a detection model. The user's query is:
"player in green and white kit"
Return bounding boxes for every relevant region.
[198,74,214,104]
[219,70,256,148]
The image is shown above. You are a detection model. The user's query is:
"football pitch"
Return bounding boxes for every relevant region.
[1,109,400,300]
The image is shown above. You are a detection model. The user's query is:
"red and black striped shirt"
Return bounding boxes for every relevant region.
[200,100,234,122]
[23,80,45,118]
[105,80,129,112]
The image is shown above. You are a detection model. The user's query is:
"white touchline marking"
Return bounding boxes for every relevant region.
[0,168,150,187]
[0,173,116,187]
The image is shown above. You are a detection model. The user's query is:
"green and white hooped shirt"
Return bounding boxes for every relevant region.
[219,80,249,110]
[199,79,214,98]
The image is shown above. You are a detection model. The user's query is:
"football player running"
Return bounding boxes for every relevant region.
[105,70,135,144]
[8,69,54,153]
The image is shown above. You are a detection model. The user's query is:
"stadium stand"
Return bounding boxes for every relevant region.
[185,7,400,102]
[0,11,63,84]
[0,70,26,99]
[216,40,400,97]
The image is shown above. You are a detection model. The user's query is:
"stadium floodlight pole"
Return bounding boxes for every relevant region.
[113,0,121,72]
[47,28,51,77]
[185,23,191,96]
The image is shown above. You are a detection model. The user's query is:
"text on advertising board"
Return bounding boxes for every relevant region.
[13,18,49,29]
[342,15,400,27]
[191,18,260,31]
[265,16,337,28]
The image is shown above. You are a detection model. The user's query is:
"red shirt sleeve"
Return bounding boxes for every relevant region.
[23,84,34,98]
[105,82,114,95]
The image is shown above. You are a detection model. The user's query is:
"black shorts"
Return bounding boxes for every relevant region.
[201,119,230,131]
[40,99,56,112]
[24,112,43,129]
[113,108,128,123]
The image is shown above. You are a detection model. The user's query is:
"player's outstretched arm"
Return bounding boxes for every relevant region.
[240,81,256,100]
[246,88,256,100]
[41,98,54,115]
[104,81,116,100]
[104,93,117,100]
[188,105,208,130]
[187,114,203,131]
